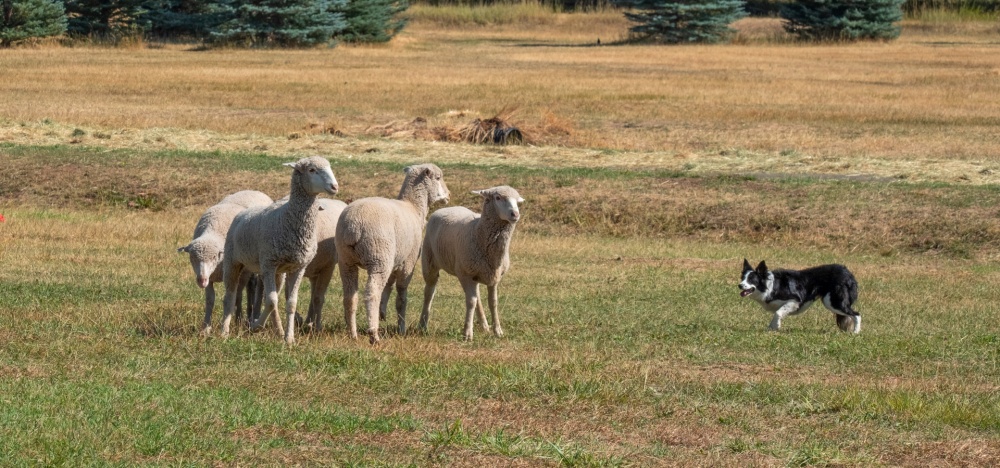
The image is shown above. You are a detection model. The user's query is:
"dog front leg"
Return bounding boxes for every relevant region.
[769,301,800,331]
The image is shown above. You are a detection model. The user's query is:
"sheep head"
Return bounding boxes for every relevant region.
[403,163,450,206]
[285,156,338,196]
[178,237,223,288]
[473,186,524,223]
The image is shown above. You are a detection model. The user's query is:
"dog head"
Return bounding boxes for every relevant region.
[739,259,770,298]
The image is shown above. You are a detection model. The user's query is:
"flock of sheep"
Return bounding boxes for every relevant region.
[177,156,525,345]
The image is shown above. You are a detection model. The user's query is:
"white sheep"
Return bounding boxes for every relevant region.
[215,156,339,345]
[419,186,523,341]
[336,163,450,344]
[265,195,347,333]
[178,190,273,328]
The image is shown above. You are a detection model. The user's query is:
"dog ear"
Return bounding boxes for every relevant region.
[743,258,752,271]
[756,260,768,273]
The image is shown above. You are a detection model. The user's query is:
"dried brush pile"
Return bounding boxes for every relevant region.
[366,107,533,146]
[456,106,525,145]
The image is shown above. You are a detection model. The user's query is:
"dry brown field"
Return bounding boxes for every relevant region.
[2,15,1000,182]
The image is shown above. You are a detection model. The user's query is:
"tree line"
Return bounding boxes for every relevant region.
[3,0,997,47]
[1,0,408,47]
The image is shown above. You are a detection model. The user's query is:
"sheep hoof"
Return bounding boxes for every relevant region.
[463,332,473,342]
[493,327,504,338]
[368,330,380,345]
[199,326,212,337]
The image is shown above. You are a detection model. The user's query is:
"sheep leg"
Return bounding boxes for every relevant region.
[460,278,479,341]
[283,269,306,345]
[202,282,216,334]
[244,275,260,326]
[419,267,439,334]
[365,269,390,345]
[252,275,264,325]
[378,271,395,322]
[235,270,254,327]
[234,276,245,326]
[217,263,243,337]
[395,270,414,336]
[243,275,256,325]
[475,284,490,332]
[250,271,284,338]
[487,283,503,337]
[341,264,359,340]
[305,268,333,334]
[272,273,286,336]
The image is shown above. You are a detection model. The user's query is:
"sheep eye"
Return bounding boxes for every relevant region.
[309,168,316,173]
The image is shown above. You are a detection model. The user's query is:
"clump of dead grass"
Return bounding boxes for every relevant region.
[365,107,530,145]
[456,106,525,145]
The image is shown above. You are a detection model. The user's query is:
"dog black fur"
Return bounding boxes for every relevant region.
[739,259,861,333]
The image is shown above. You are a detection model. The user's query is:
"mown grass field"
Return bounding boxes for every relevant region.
[1,9,999,467]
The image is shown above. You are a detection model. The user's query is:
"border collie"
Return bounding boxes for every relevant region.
[738,259,861,333]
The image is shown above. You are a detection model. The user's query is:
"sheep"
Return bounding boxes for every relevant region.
[214,156,339,345]
[336,163,450,344]
[178,190,273,328]
[265,196,347,333]
[419,186,524,341]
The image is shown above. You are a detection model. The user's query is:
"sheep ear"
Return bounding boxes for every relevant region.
[516,197,525,203]
[471,189,486,197]
[403,166,412,175]
[178,245,190,253]
[283,162,301,172]
[423,167,432,177]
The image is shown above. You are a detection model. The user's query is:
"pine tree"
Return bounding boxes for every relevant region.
[210,0,347,47]
[781,0,904,41]
[144,0,229,38]
[64,0,149,36]
[618,0,747,44]
[337,0,406,43]
[1,0,67,46]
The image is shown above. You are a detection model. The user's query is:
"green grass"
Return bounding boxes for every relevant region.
[1,144,998,465]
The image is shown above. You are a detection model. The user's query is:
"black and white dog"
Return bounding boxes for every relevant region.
[739,259,861,333]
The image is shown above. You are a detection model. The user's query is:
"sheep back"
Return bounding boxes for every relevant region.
[336,197,425,273]
[221,190,273,209]
[423,206,488,280]
[226,201,318,276]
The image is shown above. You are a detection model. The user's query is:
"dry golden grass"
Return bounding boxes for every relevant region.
[1,15,999,172]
